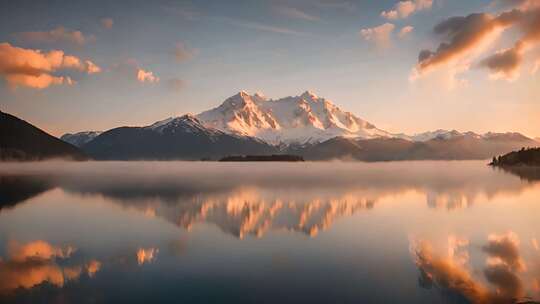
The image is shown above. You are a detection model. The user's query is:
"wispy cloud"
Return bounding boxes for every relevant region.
[274,6,320,21]
[161,2,201,20]
[15,26,95,46]
[173,42,197,63]
[167,78,185,91]
[314,0,356,11]
[228,19,308,36]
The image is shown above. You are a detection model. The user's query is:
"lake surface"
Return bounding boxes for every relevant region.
[0,161,539,304]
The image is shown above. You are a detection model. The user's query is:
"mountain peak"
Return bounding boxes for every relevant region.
[197,91,391,144]
[300,90,318,100]
[236,90,250,98]
[179,113,198,122]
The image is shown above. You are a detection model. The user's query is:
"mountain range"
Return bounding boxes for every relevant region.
[1,91,538,161]
[81,114,275,160]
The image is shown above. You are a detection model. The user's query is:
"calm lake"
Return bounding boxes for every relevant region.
[0,161,539,304]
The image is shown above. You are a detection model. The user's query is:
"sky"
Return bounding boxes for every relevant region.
[0,0,538,138]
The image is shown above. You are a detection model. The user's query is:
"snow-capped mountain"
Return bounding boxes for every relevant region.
[409,130,465,142]
[59,91,538,161]
[61,131,102,147]
[197,91,392,145]
[408,130,532,142]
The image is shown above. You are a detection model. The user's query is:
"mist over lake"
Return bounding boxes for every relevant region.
[1,161,539,303]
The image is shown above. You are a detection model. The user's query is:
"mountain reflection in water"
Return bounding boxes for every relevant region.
[0,161,539,304]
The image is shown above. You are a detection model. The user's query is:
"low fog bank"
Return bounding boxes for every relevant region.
[0,160,533,195]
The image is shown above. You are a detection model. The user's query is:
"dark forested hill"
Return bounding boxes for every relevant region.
[0,111,86,161]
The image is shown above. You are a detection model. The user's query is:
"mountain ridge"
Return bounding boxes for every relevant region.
[81,114,276,160]
[63,91,536,147]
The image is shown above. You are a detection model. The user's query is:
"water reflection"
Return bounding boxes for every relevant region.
[0,161,536,237]
[0,240,100,294]
[411,232,540,304]
[0,161,538,303]
[495,166,540,183]
[0,176,52,210]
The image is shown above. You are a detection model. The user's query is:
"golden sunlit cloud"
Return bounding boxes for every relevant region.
[137,68,159,83]
[15,26,95,46]
[381,0,432,20]
[0,42,101,89]
[414,4,540,83]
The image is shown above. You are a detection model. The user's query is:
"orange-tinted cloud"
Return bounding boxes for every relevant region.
[360,23,395,48]
[16,26,95,46]
[416,13,508,73]
[479,42,524,80]
[415,5,540,82]
[0,42,101,89]
[381,0,432,20]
